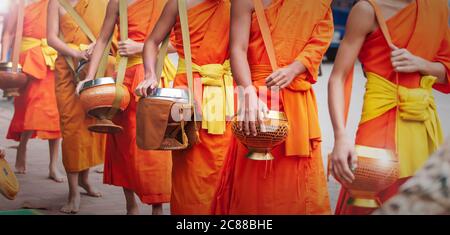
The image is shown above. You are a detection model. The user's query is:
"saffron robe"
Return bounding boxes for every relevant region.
[103,0,172,204]
[54,0,113,172]
[212,0,334,215]
[170,0,233,215]
[7,0,61,141]
[336,0,450,215]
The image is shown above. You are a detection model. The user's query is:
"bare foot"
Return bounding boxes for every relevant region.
[78,180,102,198]
[15,164,26,174]
[60,193,80,214]
[49,169,65,183]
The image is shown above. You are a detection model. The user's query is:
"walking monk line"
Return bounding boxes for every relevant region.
[328,0,450,215]
[80,0,172,215]
[212,0,334,215]
[136,0,234,215]
[47,0,116,214]
[1,0,63,182]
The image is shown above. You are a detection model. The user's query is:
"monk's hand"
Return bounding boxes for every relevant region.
[266,61,304,89]
[75,50,89,61]
[118,39,143,57]
[237,87,269,136]
[330,134,357,186]
[86,42,96,57]
[390,45,426,73]
[135,74,158,97]
[76,77,94,96]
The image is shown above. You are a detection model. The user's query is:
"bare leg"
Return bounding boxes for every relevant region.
[123,188,139,215]
[78,169,102,197]
[15,131,33,174]
[48,138,64,183]
[152,203,163,215]
[60,172,81,214]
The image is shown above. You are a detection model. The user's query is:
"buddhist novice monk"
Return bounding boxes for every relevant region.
[47,0,115,214]
[328,0,450,215]
[135,0,234,215]
[1,0,63,182]
[80,0,172,215]
[210,0,333,215]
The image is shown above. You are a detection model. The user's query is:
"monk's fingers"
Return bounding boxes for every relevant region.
[75,81,85,95]
[392,60,410,68]
[246,108,258,136]
[257,108,266,133]
[142,84,148,97]
[331,159,344,183]
[266,70,282,84]
[249,120,258,136]
[350,149,358,172]
[118,49,128,57]
[395,66,416,73]
[388,43,399,51]
[391,48,408,57]
[134,86,142,97]
[267,73,285,87]
[243,114,251,136]
[79,51,89,61]
[340,156,355,184]
[279,78,292,89]
[334,158,351,185]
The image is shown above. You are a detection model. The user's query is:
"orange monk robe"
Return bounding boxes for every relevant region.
[103,0,172,204]
[7,0,60,141]
[336,0,450,215]
[55,0,114,173]
[169,0,233,215]
[212,0,333,215]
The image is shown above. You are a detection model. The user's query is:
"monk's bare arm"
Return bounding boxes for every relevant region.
[47,0,83,58]
[84,0,119,81]
[328,1,374,140]
[420,61,447,84]
[138,0,178,96]
[1,4,18,62]
[328,1,376,184]
[230,0,253,88]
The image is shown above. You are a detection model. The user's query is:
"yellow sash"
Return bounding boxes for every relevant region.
[361,72,444,177]
[21,37,58,70]
[115,54,176,87]
[177,58,234,135]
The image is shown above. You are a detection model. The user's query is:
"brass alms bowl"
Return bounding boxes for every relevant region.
[330,145,399,208]
[232,111,289,161]
[79,77,131,134]
[0,62,28,97]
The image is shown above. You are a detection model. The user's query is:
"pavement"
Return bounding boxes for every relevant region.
[1,62,449,215]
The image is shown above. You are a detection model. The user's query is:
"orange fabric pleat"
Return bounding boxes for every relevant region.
[55,0,112,172]
[7,0,61,141]
[212,0,332,215]
[170,0,232,214]
[336,0,450,214]
[103,0,172,204]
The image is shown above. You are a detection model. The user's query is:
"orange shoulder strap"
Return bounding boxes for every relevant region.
[252,0,278,71]
[366,0,394,47]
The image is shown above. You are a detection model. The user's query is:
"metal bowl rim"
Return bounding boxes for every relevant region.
[80,77,116,93]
